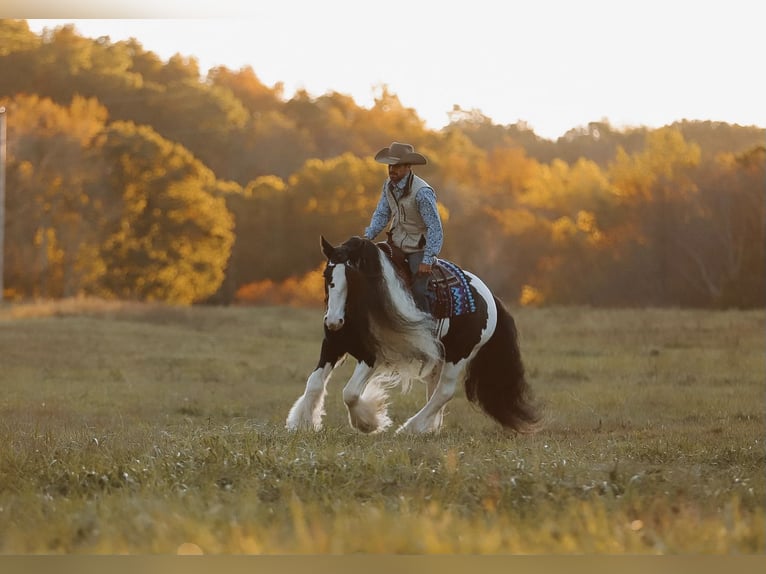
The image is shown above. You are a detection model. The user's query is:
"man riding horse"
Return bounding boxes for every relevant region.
[363,142,443,314]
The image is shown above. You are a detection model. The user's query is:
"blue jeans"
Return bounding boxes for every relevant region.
[406,251,431,314]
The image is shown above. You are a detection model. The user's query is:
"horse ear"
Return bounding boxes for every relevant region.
[320,236,334,259]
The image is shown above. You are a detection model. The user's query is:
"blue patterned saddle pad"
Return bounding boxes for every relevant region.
[427,259,477,319]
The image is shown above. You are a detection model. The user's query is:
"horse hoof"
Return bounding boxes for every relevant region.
[285,420,322,432]
[353,421,378,433]
[396,422,421,434]
[397,417,441,434]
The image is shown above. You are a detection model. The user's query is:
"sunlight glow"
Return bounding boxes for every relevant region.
[17,0,765,140]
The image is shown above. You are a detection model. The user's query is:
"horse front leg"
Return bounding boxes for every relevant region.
[343,361,393,433]
[285,363,335,431]
[286,337,345,431]
[424,362,447,430]
[398,360,464,434]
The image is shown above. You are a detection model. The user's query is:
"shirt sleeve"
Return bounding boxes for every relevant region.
[364,184,391,240]
[415,186,443,265]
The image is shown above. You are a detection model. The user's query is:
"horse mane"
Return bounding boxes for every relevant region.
[342,237,441,366]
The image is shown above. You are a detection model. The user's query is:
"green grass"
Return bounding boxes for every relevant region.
[0,300,763,554]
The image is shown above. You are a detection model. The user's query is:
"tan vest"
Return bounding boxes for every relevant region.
[385,173,432,253]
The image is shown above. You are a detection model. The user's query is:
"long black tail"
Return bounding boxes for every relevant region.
[464,296,540,432]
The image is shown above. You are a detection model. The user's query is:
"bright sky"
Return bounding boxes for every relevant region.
[23,0,766,140]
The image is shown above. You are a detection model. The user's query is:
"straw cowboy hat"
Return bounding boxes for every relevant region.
[374,142,427,165]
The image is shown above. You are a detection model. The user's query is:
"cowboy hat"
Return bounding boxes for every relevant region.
[374,142,427,165]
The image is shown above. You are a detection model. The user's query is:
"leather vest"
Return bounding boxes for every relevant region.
[385,174,432,253]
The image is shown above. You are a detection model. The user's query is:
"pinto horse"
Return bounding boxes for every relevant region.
[286,236,539,434]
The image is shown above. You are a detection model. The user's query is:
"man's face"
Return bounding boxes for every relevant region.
[388,163,410,184]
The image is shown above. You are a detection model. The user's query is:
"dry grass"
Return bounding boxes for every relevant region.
[0,299,763,554]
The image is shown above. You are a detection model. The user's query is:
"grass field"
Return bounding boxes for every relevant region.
[0,299,763,554]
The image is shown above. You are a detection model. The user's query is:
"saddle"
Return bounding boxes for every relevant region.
[376,242,477,319]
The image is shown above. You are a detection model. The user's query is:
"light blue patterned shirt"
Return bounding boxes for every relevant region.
[364,175,443,265]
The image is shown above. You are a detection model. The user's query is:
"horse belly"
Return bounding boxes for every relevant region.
[440,272,497,362]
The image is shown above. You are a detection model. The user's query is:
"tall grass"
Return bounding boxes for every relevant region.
[0,299,763,553]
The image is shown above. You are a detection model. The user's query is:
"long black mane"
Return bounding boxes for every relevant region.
[333,237,432,334]
[326,237,438,364]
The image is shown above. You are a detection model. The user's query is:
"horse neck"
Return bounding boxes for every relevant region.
[362,246,442,366]
[343,266,371,323]
[367,248,423,327]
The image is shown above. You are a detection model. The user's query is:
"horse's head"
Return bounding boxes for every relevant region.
[320,235,383,330]
[320,235,390,331]
[320,236,368,331]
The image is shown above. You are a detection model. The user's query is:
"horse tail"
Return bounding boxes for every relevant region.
[464,296,540,433]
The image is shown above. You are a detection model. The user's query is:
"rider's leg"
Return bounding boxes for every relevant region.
[406,251,431,314]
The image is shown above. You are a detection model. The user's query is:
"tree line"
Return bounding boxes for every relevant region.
[0,20,763,307]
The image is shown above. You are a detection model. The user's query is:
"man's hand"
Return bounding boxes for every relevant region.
[417,262,432,275]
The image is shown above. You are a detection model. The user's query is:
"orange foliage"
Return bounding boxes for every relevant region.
[519,285,545,307]
[235,263,325,307]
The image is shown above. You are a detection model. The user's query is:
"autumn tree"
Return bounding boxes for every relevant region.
[0,19,39,56]
[2,21,764,308]
[557,121,647,167]
[363,85,428,144]
[513,158,617,304]
[440,140,540,299]
[225,174,291,289]
[672,120,765,160]
[3,94,108,298]
[608,127,701,304]
[94,121,236,303]
[0,22,250,183]
[208,65,284,115]
[676,146,765,307]
[279,152,383,272]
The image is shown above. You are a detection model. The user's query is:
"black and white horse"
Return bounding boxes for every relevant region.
[286,236,539,434]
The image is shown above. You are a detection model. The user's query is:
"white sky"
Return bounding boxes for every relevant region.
[24,0,766,140]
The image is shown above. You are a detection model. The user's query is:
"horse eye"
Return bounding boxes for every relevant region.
[329,282,335,288]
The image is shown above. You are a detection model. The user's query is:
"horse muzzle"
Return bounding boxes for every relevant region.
[323,314,345,331]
